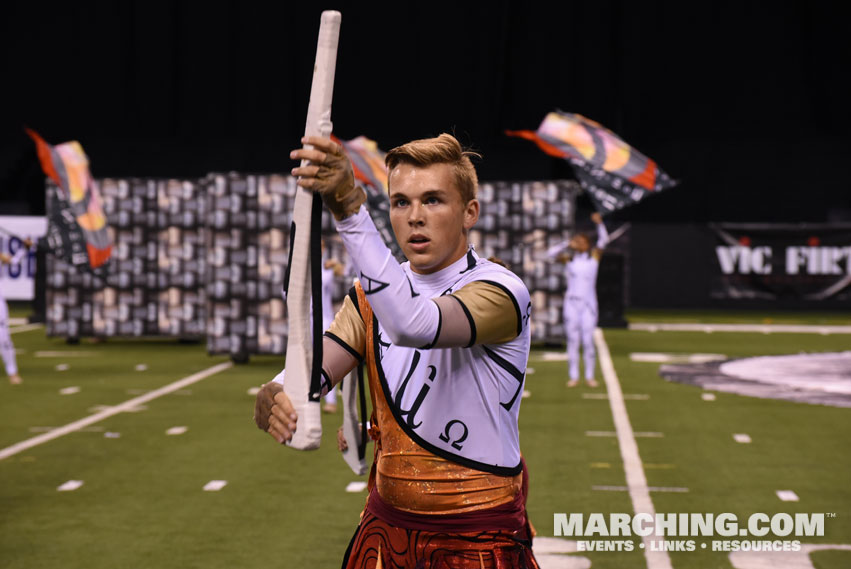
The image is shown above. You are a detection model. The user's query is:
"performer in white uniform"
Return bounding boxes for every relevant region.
[1,238,34,385]
[548,213,608,387]
[254,134,539,568]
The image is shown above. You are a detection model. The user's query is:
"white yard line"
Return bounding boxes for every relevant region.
[203,480,228,491]
[776,490,800,502]
[57,480,84,491]
[0,361,233,461]
[630,323,851,334]
[35,350,97,358]
[9,323,44,335]
[585,431,663,438]
[582,393,650,400]
[630,352,727,363]
[594,328,673,569]
[592,485,689,493]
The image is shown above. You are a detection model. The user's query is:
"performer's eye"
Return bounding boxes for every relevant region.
[393,198,408,208]
[424,196,440,205]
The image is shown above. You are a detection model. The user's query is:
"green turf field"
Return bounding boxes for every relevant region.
[625,309,851,325]
[1,313,849,568]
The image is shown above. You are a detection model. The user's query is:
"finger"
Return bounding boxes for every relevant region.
[267,421,283,443]
[301,136,342,155]
[267,417,284,442]
[290,164,322,178]
[268,415,295,443]
[290,148,328,164]
[273,392,298,421]
[270,405,297,432]
[268,422,290,444]
[295,177,319,190]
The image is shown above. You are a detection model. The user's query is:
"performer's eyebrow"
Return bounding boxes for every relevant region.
[390,189,448,201]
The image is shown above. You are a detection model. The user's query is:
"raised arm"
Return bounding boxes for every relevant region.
[1,238,33,266]
[291,136,480,350]
[591,212,608,258]
[545,240,571,262]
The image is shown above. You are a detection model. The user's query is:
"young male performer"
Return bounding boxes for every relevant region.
[254,134,539,568]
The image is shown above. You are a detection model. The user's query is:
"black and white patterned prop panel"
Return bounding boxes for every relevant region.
[255,174,294,355]
[472,180,579,341]
[157,179,207,337]
[99,179,158,336]
[45,256,94,338]
[475,181,523,269]
[46,177,208,339]
[204,173,261,357]
[46,174,579,345]
[45,179,99,338]
[207,172,350,356]
[524,182,579,342]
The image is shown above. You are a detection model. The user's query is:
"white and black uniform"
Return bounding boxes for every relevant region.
[550,224,609,381]
[1,246,29,377]
[326,207,533,474]
[369,251,530,472]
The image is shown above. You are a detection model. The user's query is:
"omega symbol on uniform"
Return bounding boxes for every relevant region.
[439,420,469,450]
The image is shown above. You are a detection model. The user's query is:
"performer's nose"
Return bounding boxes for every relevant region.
[408,202,425,225]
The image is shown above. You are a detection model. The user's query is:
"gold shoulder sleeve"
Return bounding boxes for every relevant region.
[325,294,366,361]
[450,281,519,346]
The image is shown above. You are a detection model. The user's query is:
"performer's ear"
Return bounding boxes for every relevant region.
[463,199,479,231]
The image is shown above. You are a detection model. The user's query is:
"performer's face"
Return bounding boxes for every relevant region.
[570,234,591,252]
[388,163,479,274]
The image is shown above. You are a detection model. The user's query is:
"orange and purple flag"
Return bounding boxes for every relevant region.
[334,135,388,193]
[507,111,677,214]
[26,128,112,269]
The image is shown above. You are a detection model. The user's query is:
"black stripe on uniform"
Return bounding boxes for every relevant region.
[482,345,525,411]
[324,332,364,362]
[347,286,362,318]
[319,369,332,394]
[449,295,477,348]
[480,279,523,336]
[417,304,442,350]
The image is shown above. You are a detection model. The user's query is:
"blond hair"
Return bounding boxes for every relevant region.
[385,133,480,203]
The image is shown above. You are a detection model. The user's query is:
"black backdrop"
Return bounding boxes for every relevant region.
[1,1,849,223]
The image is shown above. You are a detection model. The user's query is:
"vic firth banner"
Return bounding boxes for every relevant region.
[711,223,851,303]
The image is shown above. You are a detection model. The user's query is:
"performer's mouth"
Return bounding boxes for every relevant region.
[408,234,430,252]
